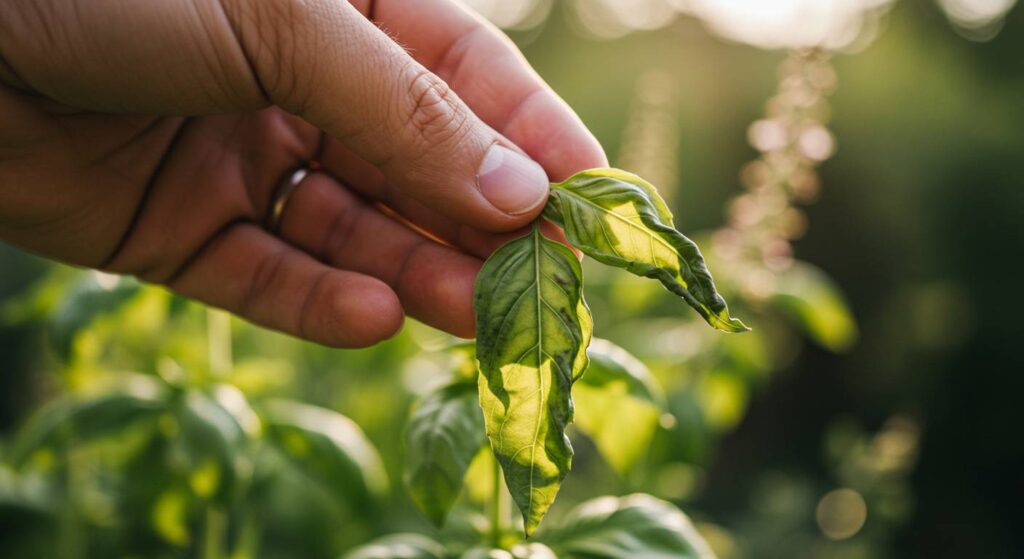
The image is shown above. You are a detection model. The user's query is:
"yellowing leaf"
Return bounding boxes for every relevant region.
[475,226,592,536]
[544,168,746,333]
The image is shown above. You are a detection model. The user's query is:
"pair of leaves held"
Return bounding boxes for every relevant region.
[474,168,745,535]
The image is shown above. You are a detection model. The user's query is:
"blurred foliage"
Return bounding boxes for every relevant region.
[3,0,1024,557]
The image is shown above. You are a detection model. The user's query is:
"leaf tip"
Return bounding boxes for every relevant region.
[523,517,539,538]
[707,311,751,333]
[724,318,752,333]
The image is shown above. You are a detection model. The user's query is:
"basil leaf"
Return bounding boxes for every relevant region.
[343,533,447,559]
[540,494,716,559]
[461,544,557,559]
[574,338,665,475]
[175,390,247,500]
[11,377,166,465]
[49,273,142,358]
[771,262,857,351]
[475,225,592,536]
[261,399,388,507]
[544,168,747,333]
[404,381,486,527]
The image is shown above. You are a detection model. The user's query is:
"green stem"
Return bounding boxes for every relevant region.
[229,510,260,559]
[57,456,84,559]
[490,454,510,548]
[203,506,227,559]
[206,308,232,378]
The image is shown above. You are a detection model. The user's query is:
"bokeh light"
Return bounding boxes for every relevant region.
[816,488,869,540]
[938,0,1018,39]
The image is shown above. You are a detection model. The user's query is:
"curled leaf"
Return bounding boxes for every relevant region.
[475,225,592,535]
[544,168,747,332]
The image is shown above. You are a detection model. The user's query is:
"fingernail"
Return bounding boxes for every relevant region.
[477,144,549,215]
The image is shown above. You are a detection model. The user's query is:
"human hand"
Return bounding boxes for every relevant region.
[0,0,606,346]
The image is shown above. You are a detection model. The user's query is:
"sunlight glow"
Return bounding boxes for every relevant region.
[676,0,894,49]
[464,0,897,49]
[938,0,1018,40]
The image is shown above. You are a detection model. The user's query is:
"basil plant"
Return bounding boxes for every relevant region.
[352,168,744,558]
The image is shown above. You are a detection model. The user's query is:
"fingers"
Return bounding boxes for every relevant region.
[319,140,524,259]
[348,0,609,179]
[219,0,550,233]
[168,223,403,348]
[277,172,480,338]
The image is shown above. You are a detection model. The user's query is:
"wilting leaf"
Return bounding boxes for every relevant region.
[771,261,857,351]
[475,225,592,536]
[261,399,387,507]
[405,381,486,527]
[540,494,716,559]
[544,168,746,333]
[343,533,447,559]
[574,338,665,475]
[11,378,167,465]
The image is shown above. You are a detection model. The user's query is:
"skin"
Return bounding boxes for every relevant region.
[0,0,606,347]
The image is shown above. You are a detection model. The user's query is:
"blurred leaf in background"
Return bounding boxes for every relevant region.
[2,0,1024,557]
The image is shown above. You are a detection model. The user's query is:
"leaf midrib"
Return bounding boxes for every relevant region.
[556,187,733,328]
[529,227,544,523]
[556,187,679,261]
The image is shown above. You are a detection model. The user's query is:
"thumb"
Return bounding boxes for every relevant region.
[226,0,551,231]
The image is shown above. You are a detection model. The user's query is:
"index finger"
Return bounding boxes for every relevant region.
[347,0,608,180]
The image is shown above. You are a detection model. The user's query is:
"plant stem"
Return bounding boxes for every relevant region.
[490,454,508,548]
[229,510,260,559]
[203,506,227,559]
[57,456,84,559]
[206,308,232,378]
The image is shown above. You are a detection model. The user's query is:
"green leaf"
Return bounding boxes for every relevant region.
[511,543,558,559]
[261,399,388,508]
[405,381,486,527]
[447,342,480,382]
[49,272,141,358]
[574,338,665,475]
[544,168,747,333]
[540,494,716,559]
[343,533,447,559]
[10,378,167,465]
[175,390,247,500]
[771,262,858,352]
[461,545,557,559]
[475,225,592,536]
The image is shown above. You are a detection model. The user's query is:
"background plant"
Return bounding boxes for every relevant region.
[2,1,1023,557]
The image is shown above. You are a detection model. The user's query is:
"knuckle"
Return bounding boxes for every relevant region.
[220,0,313,110]
[401,69,470,151]
[240,247,287,317]
[321,202,366,261]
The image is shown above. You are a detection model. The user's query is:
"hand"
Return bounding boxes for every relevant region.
[0,0,606,347]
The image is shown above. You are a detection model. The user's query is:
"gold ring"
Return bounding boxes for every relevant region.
[265,167,309,233]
